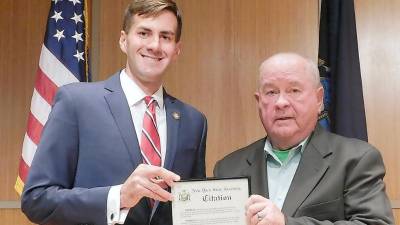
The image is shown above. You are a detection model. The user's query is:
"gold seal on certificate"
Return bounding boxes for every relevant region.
[171,177,249,225]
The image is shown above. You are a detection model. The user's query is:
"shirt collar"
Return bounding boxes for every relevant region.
[120,69,164,108]
[264,136,309,165]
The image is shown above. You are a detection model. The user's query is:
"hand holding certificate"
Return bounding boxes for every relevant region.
[171,177,249,225]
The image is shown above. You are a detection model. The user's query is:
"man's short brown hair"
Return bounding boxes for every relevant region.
[122,0,182,42]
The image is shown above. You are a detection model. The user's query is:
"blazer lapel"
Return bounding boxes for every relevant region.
[281,126,331,216]
[103,72,142,168]
[163,92,180,171]
[243,139,269,197]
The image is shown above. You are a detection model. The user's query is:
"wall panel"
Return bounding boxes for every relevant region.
[0,0,49,200]
[355,0,400,206]
[0,209,33,225]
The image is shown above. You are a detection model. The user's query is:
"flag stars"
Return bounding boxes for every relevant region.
[71,13,83,24]
[72,31,83,43]
[52,0,63,4]
[51,10,63,22]
[73,50,84,62]
[69,0,81,5]
[53,29,65,41]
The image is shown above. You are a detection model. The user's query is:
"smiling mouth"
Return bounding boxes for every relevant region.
[141,54,163,61]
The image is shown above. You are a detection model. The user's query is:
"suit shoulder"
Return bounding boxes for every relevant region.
[217,138,265,165]
[314,128,380,158]
[59,80,106,93]
[58,72,120,95]
[167,93,206,119]
[214,138,265,177]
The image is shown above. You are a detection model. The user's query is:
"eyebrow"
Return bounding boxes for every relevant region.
[160,31,175,37]
[287,80,303,86]
[136,27,175,36]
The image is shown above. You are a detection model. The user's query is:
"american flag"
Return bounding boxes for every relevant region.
[15,0,90,195]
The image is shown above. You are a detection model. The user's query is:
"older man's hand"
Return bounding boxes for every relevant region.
[245,195,285,225]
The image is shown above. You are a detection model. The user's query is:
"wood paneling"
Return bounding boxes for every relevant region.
[0,209,34,225]
[355,0,400,203]
[92,0,131,80]
[395,209,400,224]
[0,0,49,200]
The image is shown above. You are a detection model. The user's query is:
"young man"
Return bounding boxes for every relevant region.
[214,53,394,225]
[21,1,207,224]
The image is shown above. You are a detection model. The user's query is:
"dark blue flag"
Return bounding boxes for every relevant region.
[318,0,368,141]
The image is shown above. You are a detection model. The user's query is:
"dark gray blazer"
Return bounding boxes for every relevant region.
[214,125,394,225]
[21,72,207,225]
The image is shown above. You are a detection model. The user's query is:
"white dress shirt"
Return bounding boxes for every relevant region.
[107,70,167,225]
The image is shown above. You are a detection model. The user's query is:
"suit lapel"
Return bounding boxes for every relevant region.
[103,73,142,168]
[243,139,269,197]
[163,92,180,171]
[281,126,331,216]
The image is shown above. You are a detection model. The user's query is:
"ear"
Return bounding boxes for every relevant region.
[172,41,181,61]
[119,30,127,54]
[316,86,324,112]
[254,91,260,104]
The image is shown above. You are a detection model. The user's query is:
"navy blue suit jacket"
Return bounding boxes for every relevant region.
[21,72,207,225]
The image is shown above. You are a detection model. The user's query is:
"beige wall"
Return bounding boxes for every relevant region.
[0,0,398,223]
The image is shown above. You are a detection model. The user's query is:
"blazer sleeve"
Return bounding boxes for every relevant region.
[285,146,394,225]
[192,113,207,179]
[21,86,110,225]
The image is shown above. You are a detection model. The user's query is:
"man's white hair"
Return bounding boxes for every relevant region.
[258,52,322,88]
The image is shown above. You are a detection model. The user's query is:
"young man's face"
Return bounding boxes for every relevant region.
[119,10,180,84]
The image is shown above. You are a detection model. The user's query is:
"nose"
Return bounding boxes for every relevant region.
[275,93,290,108]
[147,36,161,53]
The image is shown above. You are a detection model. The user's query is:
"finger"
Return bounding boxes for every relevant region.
[251,194,269,202]
[156,169,180,186]
[251,212,262,225]
[247,202,267,215]
[135,165,180,187]
[141,187,171,202]
[245,194,265,210]
[245,209,252,225]
[150,178,169,189]
[142,178,173,201]
[146,166,180,184]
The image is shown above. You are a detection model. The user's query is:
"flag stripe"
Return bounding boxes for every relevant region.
[21,134,37,167]
[39,44,79,86]
[30,89,52,125]
[35,67,59,105]
[26,112,44,145]
[15,176,25,195]
[17,158,30,182]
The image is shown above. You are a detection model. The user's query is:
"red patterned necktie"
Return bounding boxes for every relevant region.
[140,96,161,167]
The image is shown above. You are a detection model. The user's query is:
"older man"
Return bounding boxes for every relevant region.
[214,53,394,225]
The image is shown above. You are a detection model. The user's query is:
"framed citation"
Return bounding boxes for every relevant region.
[171,177,250,225]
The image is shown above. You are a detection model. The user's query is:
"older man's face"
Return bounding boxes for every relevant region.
[255,56,323,149]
